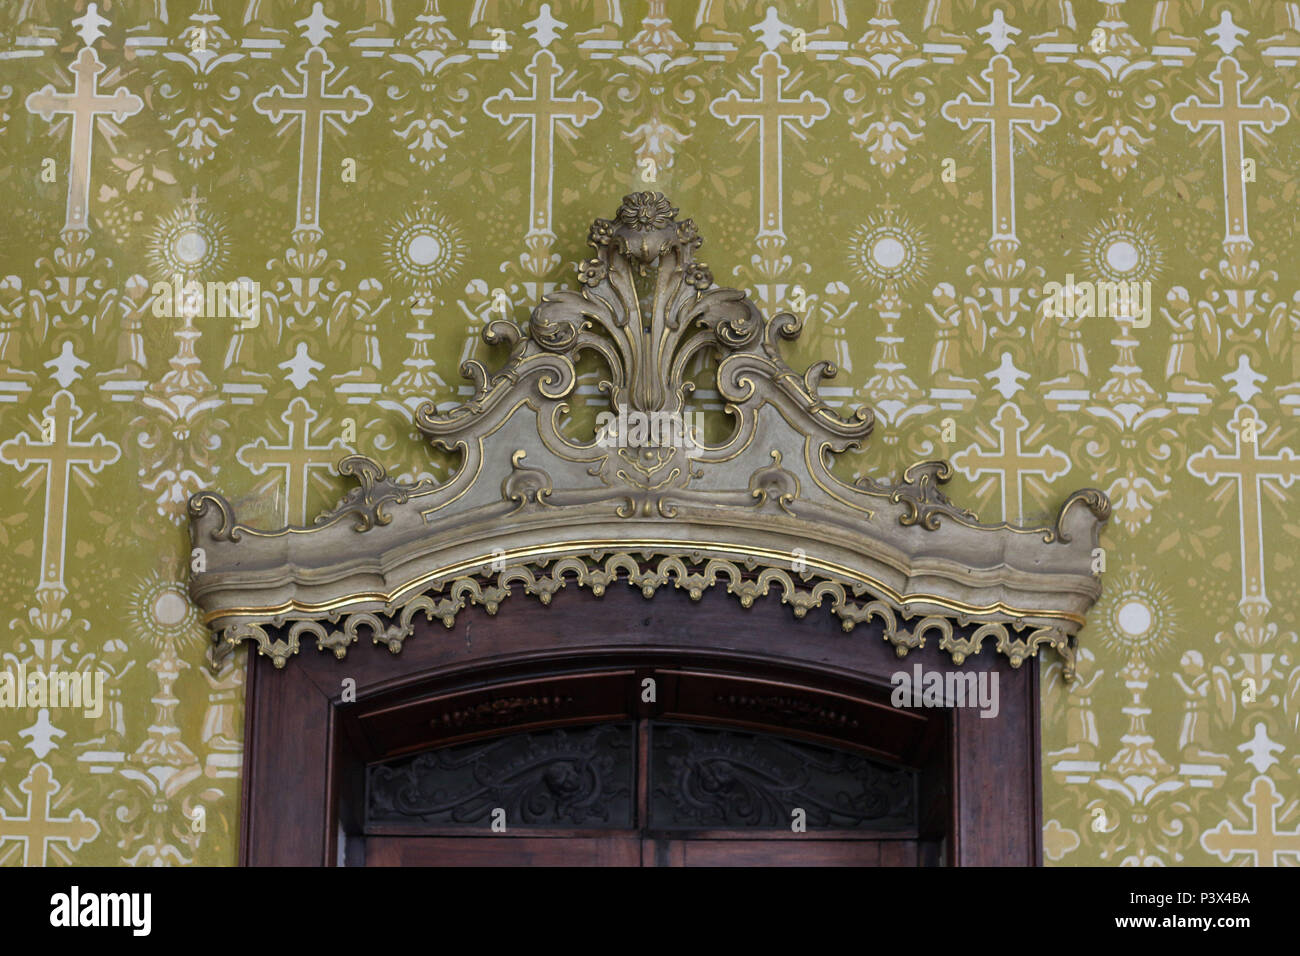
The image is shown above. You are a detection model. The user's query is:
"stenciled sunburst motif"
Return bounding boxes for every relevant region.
[1079,209,1163,286]
[381,202,467,306]
[1092,563,1176,662]
[846,206,931,297]
[146,206,230,281]
[126,571,205,652]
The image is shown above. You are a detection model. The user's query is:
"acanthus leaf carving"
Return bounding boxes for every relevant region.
[857,459,978,531]
[315,455,438,532]
[188,192,1110,675]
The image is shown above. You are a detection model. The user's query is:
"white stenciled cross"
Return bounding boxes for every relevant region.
[25,47,143,233]
[941,55,1059,250]
[0,390,121,597]
[236,397,350,526]
[1172,58,1288,252]
[951,403,1070,524]
[254,48,372,233]
[1202,777,1300,866]
[710,52,829,241]
[0,764,99,866]
[484,50,602,251]
[1188,407,1298,612]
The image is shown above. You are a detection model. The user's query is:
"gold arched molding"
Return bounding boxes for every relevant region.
[188,192,1110,678]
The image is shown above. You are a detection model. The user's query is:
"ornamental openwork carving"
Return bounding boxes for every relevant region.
[188,192,1110,677]
[364,721,916,831]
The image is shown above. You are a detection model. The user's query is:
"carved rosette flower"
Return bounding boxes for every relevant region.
[603,192,686,267]
[618,191,678,230]
[675,218,701,248]
[683,262,713,290]
[578,258,607,286]
[589,218,616,247]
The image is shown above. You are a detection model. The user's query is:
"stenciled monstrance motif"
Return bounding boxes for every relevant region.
[188,192,1110,676]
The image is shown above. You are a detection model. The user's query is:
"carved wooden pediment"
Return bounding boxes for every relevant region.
[188,192,1110,676]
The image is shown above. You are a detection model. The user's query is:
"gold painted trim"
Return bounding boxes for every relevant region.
[802,439,876,518]
[421,397,534,519]
[200,537,1089,627]
[188,192,1110,676]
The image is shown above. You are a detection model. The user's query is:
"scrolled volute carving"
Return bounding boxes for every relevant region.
[858,460,978,531]
[501,449,554,513]
[748,450,800,515]
[187,192,1110,677]
[188,491,242,542]
[315,455,438,532]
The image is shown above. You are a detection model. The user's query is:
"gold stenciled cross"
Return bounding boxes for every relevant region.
[710,51,830,241]
[1188,407,1298,611]
[1172,58,1289,251]
[0,391,121,596]
[254,47,372,233]
[941,54,1059,249]
[1203,777,1300,865]
[236,397,350,526]
[0,763,99,866]
[952,403,1070,524]
[25,46,143,234]
[485,50,603,249]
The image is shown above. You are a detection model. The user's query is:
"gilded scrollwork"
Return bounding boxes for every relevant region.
[313,456,439,532]
[189,193,1110,674]
[500,449,554,513]
[213,549,1076,672]
[188,491,243,542]
[857,459,978,530]
[748,450,800,514]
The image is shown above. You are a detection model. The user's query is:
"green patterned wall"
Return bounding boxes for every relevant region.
[1,0,1297,865]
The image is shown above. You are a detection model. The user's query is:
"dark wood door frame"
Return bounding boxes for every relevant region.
[355,672,949,866]
[239,582,1042,865]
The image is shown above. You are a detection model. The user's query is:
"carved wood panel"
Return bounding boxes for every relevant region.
[367,723,637,828]
[241,585,1039,865]
[364,719,919,835]
[648,723,916,831]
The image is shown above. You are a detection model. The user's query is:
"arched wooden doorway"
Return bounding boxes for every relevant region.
[364,713,930,867]
[240,583,1041,866]
[194,192,1106,867]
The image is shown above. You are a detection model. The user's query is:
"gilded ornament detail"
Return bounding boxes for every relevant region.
[188,194,1110,674]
